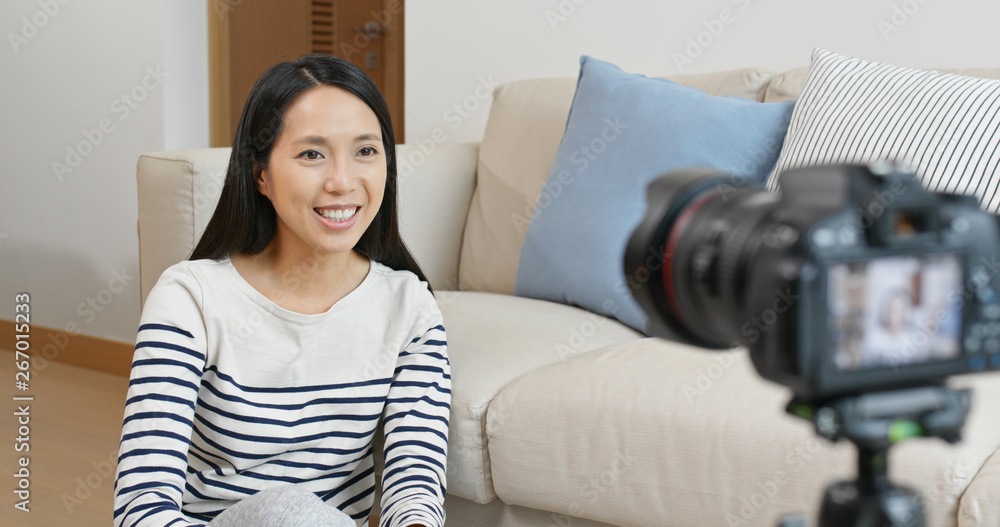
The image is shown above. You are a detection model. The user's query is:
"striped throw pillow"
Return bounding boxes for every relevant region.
[767,48,1000,213]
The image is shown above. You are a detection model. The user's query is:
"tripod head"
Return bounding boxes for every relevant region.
[789,384,971,450]
[779,385,972,527]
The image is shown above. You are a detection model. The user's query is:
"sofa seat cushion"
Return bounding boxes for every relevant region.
[436,291,643,504]
[486,338,1000,527]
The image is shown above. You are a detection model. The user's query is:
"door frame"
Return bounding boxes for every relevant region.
[207,1,405,148]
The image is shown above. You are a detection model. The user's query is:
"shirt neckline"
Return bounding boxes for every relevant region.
[222,256,375,322]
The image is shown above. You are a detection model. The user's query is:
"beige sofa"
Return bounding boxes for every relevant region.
[136,66,1000,526]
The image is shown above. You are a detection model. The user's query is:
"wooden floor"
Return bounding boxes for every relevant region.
[1,350,381,527]
[1,348,129,526]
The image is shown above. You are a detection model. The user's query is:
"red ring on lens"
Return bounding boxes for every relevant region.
[663,190,723,325]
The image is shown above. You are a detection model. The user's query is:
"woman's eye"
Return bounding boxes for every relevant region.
[358,146,378,157]
[299,150,323,160]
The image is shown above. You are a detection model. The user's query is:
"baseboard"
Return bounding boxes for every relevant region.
[0,319,132,377]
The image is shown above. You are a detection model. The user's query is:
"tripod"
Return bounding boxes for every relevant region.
[779,385,971,527]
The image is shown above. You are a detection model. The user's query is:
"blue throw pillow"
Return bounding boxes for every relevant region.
[514,56,794,333]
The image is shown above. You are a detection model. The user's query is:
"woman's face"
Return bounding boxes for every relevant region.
[884,293,909,334]
[257,85,386,259]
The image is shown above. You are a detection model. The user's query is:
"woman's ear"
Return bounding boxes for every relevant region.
[255,165,271,198]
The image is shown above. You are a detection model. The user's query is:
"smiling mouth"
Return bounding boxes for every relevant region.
[315,207,359,223]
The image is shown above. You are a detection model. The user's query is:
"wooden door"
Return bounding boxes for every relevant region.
[209,0,405,147]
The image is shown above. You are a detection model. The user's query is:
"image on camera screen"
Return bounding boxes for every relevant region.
[827,253,963,371]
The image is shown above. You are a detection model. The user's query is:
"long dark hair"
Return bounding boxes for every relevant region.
[191,54,428,286]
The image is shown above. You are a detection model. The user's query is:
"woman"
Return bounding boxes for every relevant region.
[113,55,449,527]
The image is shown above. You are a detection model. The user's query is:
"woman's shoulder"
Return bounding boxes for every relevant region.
[158,257,232,284]
[367,261,436,305]
[146,258,234,302]
[369,261,424,286]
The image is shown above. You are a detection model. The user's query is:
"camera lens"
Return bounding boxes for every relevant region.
[625,170,778,347]
[628,163,994,401]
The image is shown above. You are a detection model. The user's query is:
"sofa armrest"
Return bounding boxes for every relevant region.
[396,142,479,291]
[137,148,231,308]
[960,446,1000,526]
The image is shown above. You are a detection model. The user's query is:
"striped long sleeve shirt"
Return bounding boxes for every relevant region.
[113,258,450,527]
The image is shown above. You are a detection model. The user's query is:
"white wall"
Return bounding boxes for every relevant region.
[405,0,1000,144]
[0,0,209,344]
[163,0,209,150]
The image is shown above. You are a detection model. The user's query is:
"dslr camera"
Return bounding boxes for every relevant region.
[626,163,1000,402]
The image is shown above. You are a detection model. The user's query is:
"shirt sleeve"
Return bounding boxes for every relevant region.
[378,291,451,527]
[114,266,208,527]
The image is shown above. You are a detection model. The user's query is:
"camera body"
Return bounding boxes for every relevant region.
[626,163,1000,401]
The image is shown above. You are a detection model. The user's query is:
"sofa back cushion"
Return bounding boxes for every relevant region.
[458,78,579,294]
[763,65,1000,103]
[513,56,793,333]
[459,67,779,294]
[767,49,1000,214]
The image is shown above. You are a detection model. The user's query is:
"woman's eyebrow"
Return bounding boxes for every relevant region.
[292,133,381,145]
[293,135,329,146]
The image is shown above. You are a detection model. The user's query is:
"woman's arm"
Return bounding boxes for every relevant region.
[114,267,208,527]
[378,299,451,527]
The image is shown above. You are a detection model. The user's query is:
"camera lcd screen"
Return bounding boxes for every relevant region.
[828,253,963,371]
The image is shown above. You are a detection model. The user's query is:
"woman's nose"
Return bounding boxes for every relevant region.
[323,161,356,194]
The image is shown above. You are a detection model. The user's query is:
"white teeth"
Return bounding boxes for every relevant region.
[318,207,358,222]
